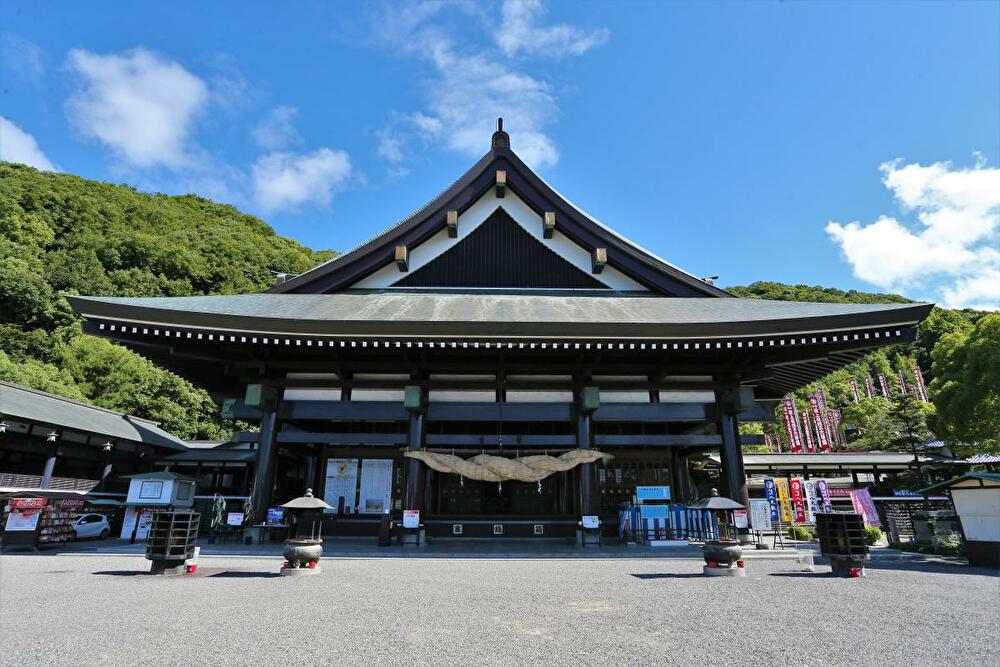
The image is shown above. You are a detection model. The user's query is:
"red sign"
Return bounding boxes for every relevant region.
[826,410,840,448]
[801,410,815,453]
[897,369,907,395]
[11,498,46,510]
[789,479,807,523]
[863,375,875,399]
[809,395,831,452]
[877,373,891,398]
[913,367,929,402]
[782,398,804,453]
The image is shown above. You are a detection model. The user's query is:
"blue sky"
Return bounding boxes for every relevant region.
[2,1,998,308]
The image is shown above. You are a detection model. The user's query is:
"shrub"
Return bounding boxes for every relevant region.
[787,526,812,541]
[864,526,884,545]
[936,533,966,556]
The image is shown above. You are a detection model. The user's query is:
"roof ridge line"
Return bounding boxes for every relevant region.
[0,379,162,427]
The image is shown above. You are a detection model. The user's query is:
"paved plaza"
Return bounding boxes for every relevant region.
[1,548,997,666]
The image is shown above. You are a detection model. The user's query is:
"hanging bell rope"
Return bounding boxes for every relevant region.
[403,448,614,483]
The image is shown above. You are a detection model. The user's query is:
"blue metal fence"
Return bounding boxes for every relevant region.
[618,504,719,543]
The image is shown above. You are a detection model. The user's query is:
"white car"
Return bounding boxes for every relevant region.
[72,513,111,540]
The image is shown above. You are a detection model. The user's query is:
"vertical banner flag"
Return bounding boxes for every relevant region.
[849,378,860,402]
[764,433,773,452]
[913,367,929,402]
[816,386,828,410]
[825,410,840,449]
[789,479,807,524]
[877,372,891,398]
[816,479,832,512]
[897,369,907,395]
[782,398,804,453]
[764,478,780,522]
[803,480,818,523]
[863,375,875,399]
[801,410,816,453]
[809,395,831,453]
[774,433,783,453]
[775,478,794,523]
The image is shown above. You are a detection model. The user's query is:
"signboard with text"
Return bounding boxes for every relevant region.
[635,486,671,501]
[763,478,780,522]
[749,499,773,531]
[403,510,420,529]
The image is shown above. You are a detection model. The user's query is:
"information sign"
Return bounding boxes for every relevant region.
[226,511,245,527]
[635,486,671,501]
[733,509,749,529]
[749,499,773,531]
[581,515,600,529]
[403,509,420,529]
[265,507,285,525]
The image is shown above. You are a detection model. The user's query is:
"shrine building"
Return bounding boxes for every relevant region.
[69,121,932,540]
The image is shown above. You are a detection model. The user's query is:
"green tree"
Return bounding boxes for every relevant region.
[929,313,1000,453]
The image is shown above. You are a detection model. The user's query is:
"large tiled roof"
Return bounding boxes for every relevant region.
[69,293,931,340]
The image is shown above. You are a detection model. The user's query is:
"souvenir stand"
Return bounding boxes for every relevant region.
[1,491,87,551]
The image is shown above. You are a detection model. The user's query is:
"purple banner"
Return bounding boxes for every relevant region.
[877,372,890,398]
[809,395,831,452]
[816,479,832,513]
[782,398,804,453]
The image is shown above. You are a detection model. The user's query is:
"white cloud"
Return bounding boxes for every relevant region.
[496,0,609,58]
[826,157,1000,310]
[0,116,56,171]
[65,47,209,169]
[372,0,608,171]
[252,106,301,150]
[251,148,353,213]
[1,33,45,84]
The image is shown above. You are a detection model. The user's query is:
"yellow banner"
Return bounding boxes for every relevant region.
[775,478,794,523]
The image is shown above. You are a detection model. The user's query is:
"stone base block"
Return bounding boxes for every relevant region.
[703,565,745,577]
[280,565,321,577]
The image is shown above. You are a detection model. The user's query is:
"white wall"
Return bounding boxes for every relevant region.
[951,488,1000,542]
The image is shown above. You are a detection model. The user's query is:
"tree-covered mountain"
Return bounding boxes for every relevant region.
[0,162,995,452]
[0,162,335,439]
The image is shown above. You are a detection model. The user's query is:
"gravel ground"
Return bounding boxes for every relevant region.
[0,553,997,666]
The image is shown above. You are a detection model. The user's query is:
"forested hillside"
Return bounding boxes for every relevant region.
[0,162,995,451]
[729,282,996,454]
[0,162,335,439]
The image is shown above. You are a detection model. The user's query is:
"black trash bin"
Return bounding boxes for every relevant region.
[377,512,393,547]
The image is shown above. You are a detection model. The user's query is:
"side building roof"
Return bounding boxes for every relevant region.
[0,380,187,452]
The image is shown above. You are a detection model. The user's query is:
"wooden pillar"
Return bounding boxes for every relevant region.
[404,410,426,511]
[575,406,598,517]
[248,398,282,524]
[715,385,750,509]
[404,384,427,513]
[670,448,690,504]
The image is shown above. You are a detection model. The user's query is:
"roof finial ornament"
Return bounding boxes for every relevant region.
[491,116,510,149]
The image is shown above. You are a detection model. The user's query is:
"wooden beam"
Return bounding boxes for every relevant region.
[446,210,458,238]
[543,212,555,239]
[276,431,406,445]
[280,400,408,421]
[394,245,409,271]
[592,247,607,274]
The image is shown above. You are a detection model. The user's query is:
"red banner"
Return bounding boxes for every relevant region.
[913,367,928,402]
[809,395,832,452]
[11,497,46,510]
[897,369,907,395]
[801,410,815,452]
[849,378,860,402]
[789,479,807,523]
[877,372,890,398]
[782,398,804,453]
[826,410,840,449]
[764,433,773,452]
[864,375,874,399]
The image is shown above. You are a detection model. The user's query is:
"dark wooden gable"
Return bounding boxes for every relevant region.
[271,122,730,297]
[394,207,607,289]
